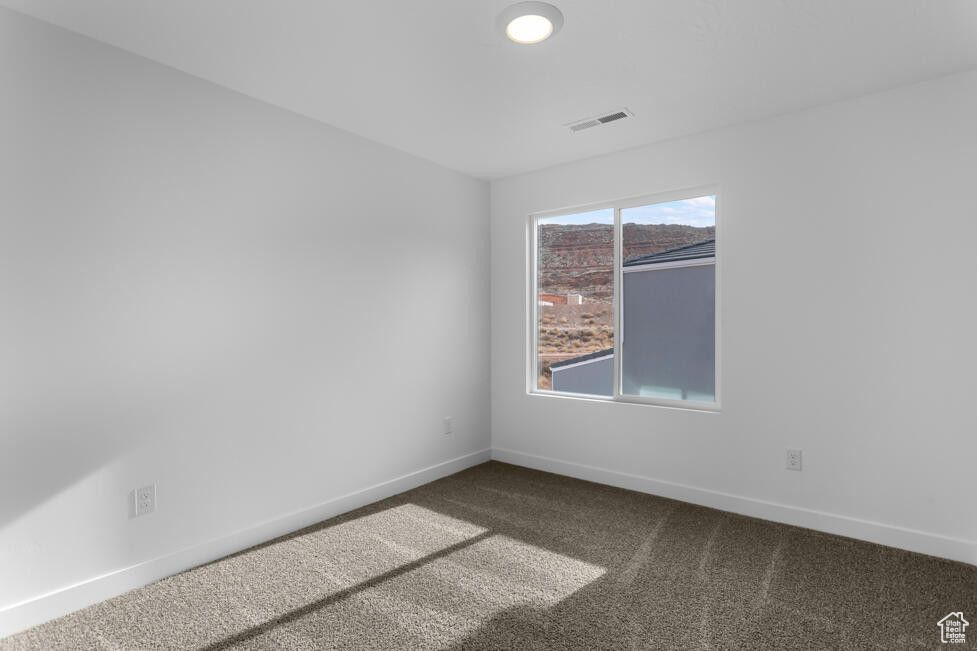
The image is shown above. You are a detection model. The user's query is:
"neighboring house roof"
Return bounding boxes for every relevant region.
[624,239,715,267]
[550,348,614,370]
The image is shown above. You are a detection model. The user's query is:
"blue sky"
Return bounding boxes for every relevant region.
[624,195,715,228]
[540,196,715,228]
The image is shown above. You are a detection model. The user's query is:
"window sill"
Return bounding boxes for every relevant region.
[527,389,721,413]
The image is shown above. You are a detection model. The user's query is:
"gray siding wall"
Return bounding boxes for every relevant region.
[550,262,715,401]
[622,264,715,401]
[551,355,613,396]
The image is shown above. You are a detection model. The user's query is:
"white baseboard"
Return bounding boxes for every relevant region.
[5,445,972,639]
[491,447,976,567]
[0,448,491,639]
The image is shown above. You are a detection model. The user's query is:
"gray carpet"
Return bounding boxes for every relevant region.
[2,461,975,650]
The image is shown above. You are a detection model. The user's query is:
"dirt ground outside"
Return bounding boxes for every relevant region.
[536,301,613,390]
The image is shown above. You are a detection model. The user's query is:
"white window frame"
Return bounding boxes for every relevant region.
[527,185,721,412]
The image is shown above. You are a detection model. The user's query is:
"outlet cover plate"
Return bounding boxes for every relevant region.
[786,449,802,471]
[135,483,157,516]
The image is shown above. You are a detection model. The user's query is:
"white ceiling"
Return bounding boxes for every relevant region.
[4,0,977,178]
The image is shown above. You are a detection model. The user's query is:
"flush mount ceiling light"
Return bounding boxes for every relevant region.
[499,1,564,45]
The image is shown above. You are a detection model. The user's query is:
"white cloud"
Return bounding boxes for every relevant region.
[622,196,715,228]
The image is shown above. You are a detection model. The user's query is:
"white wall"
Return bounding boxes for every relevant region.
[491,70,977,565]
[0,8,490,633]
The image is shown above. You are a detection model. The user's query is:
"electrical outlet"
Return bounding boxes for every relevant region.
[786,449,802,471]
[443,417,453,436]
[135,483,157,516]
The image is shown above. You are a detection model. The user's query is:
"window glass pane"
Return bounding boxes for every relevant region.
[536,209,613,396]
[620,196,716,402]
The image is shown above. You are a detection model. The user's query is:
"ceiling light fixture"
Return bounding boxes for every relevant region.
[499,2,564,45]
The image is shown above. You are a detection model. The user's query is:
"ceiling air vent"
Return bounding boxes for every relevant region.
[567,108,633,133]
